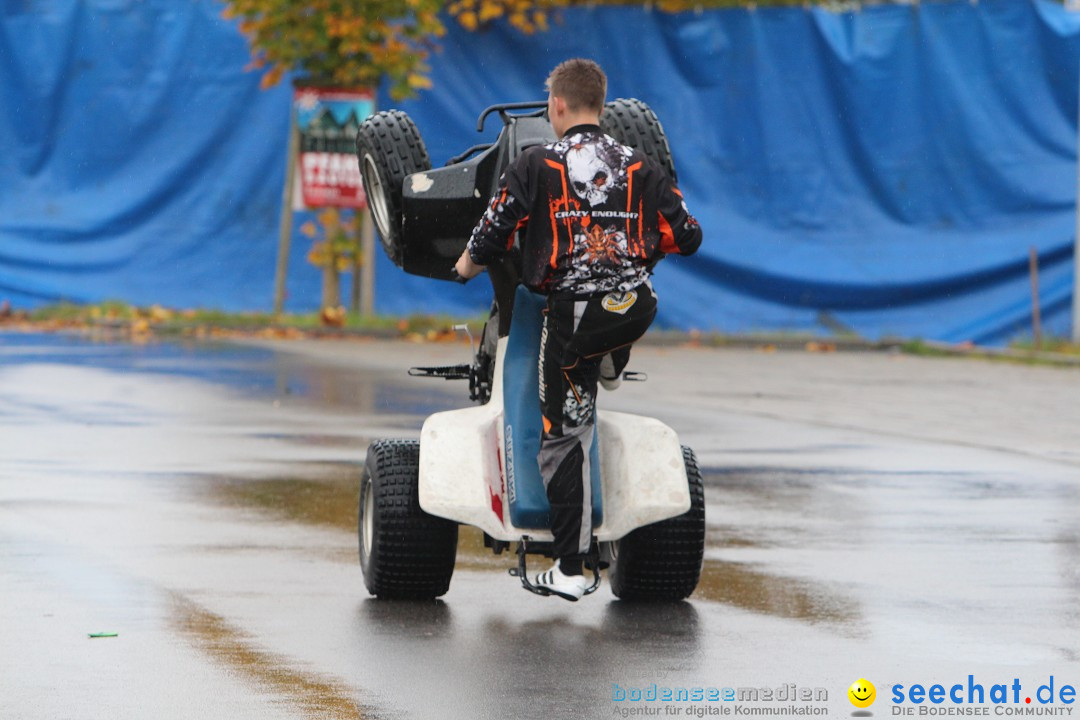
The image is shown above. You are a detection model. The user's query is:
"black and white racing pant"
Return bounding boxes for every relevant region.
[537,281,658,562]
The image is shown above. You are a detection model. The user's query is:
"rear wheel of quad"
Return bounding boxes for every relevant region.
[600,98,678,184]
[355,111,432,267]
[359,439,458,598]
[608,445,705,601]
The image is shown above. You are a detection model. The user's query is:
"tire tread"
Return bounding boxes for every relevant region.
[600,98,678,184]
[355,111,431,266]
[359,439,457,598]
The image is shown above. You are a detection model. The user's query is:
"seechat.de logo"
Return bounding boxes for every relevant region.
[849,678,877,710]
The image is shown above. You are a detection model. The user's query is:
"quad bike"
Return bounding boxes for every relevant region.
[354,99,705,601]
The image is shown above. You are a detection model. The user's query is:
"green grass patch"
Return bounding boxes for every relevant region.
[897,340,957,359]
[1009,338,1080,357]
[900,338,1080,369]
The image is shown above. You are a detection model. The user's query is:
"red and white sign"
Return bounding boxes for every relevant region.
[299,151,366,208]
[293,87,374,210]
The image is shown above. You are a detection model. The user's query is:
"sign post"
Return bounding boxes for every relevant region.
[360,208,376,316]
[273,87,376,315]
[272,113,299,316]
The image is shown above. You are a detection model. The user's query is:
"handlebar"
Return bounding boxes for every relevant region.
[475,101,549,133]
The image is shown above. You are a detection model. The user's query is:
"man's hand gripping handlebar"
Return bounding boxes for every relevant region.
[453,247,486,284]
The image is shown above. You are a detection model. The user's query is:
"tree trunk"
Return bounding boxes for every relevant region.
[322,264,340,309]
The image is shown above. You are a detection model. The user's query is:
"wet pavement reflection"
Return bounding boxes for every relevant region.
[198,466,513,572]
[198,460,869,630]
[3,332,1080,720]
[0,331,462,417]
[694,558,862,632]
[203,469,361,533]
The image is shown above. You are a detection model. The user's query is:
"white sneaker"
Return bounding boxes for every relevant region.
[599,354,621,391]
[533,564,590,601]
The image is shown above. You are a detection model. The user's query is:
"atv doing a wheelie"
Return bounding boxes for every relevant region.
[354,100,705,601]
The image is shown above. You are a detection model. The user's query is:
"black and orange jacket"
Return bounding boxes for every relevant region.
[465,124,702,297]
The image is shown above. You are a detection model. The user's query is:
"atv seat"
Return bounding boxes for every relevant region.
[502,286,603,531]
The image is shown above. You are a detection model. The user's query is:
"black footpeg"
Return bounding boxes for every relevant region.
[622,371,647,382]
[510,538,601,598]
[408,364,472,380]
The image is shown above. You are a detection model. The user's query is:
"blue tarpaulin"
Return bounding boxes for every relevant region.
[1,0,1078,343]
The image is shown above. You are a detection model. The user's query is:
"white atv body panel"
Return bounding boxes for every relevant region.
[418,337,690,543]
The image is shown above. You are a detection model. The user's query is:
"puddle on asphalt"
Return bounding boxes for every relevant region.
[196,464,511,571]
[171,593,383,720]
[693,559,862,632]
[0,332,462,416]
[697,467,865,633]
[257,357,461,415]
[204,465,361,532]
[198,460,867,630]
[357,598,455,638]
[474,601,701,676]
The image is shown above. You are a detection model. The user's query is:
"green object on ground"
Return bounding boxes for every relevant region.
[88,632,118,638]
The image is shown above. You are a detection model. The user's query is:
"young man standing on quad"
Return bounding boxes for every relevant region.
[454,58,702,601]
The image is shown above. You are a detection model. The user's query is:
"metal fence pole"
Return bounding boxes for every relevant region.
[1074,177,1080,341]
[1073,230,1079,342]
[1030,247,1043,350]
[1074,63,1080,342]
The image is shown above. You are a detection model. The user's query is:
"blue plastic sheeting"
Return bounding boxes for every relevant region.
[0,0,291,310]
[2,0,1078,343]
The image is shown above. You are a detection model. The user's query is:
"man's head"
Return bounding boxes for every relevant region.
[546,58,606,137]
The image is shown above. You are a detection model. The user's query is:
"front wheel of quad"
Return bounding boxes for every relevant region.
[355,111,432,267]
[359,439,458,598]
[600,98,678,184]
[608,445,705,601]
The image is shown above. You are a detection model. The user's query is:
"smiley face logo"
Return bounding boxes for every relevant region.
[848,679,876,708]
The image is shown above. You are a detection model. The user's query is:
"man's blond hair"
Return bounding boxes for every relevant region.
[546,58,606,114]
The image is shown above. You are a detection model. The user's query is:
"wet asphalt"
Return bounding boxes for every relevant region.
[1,331,1079,720]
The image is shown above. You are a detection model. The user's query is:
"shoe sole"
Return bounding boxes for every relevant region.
[533,576,585,601]
[548,589,582,602]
